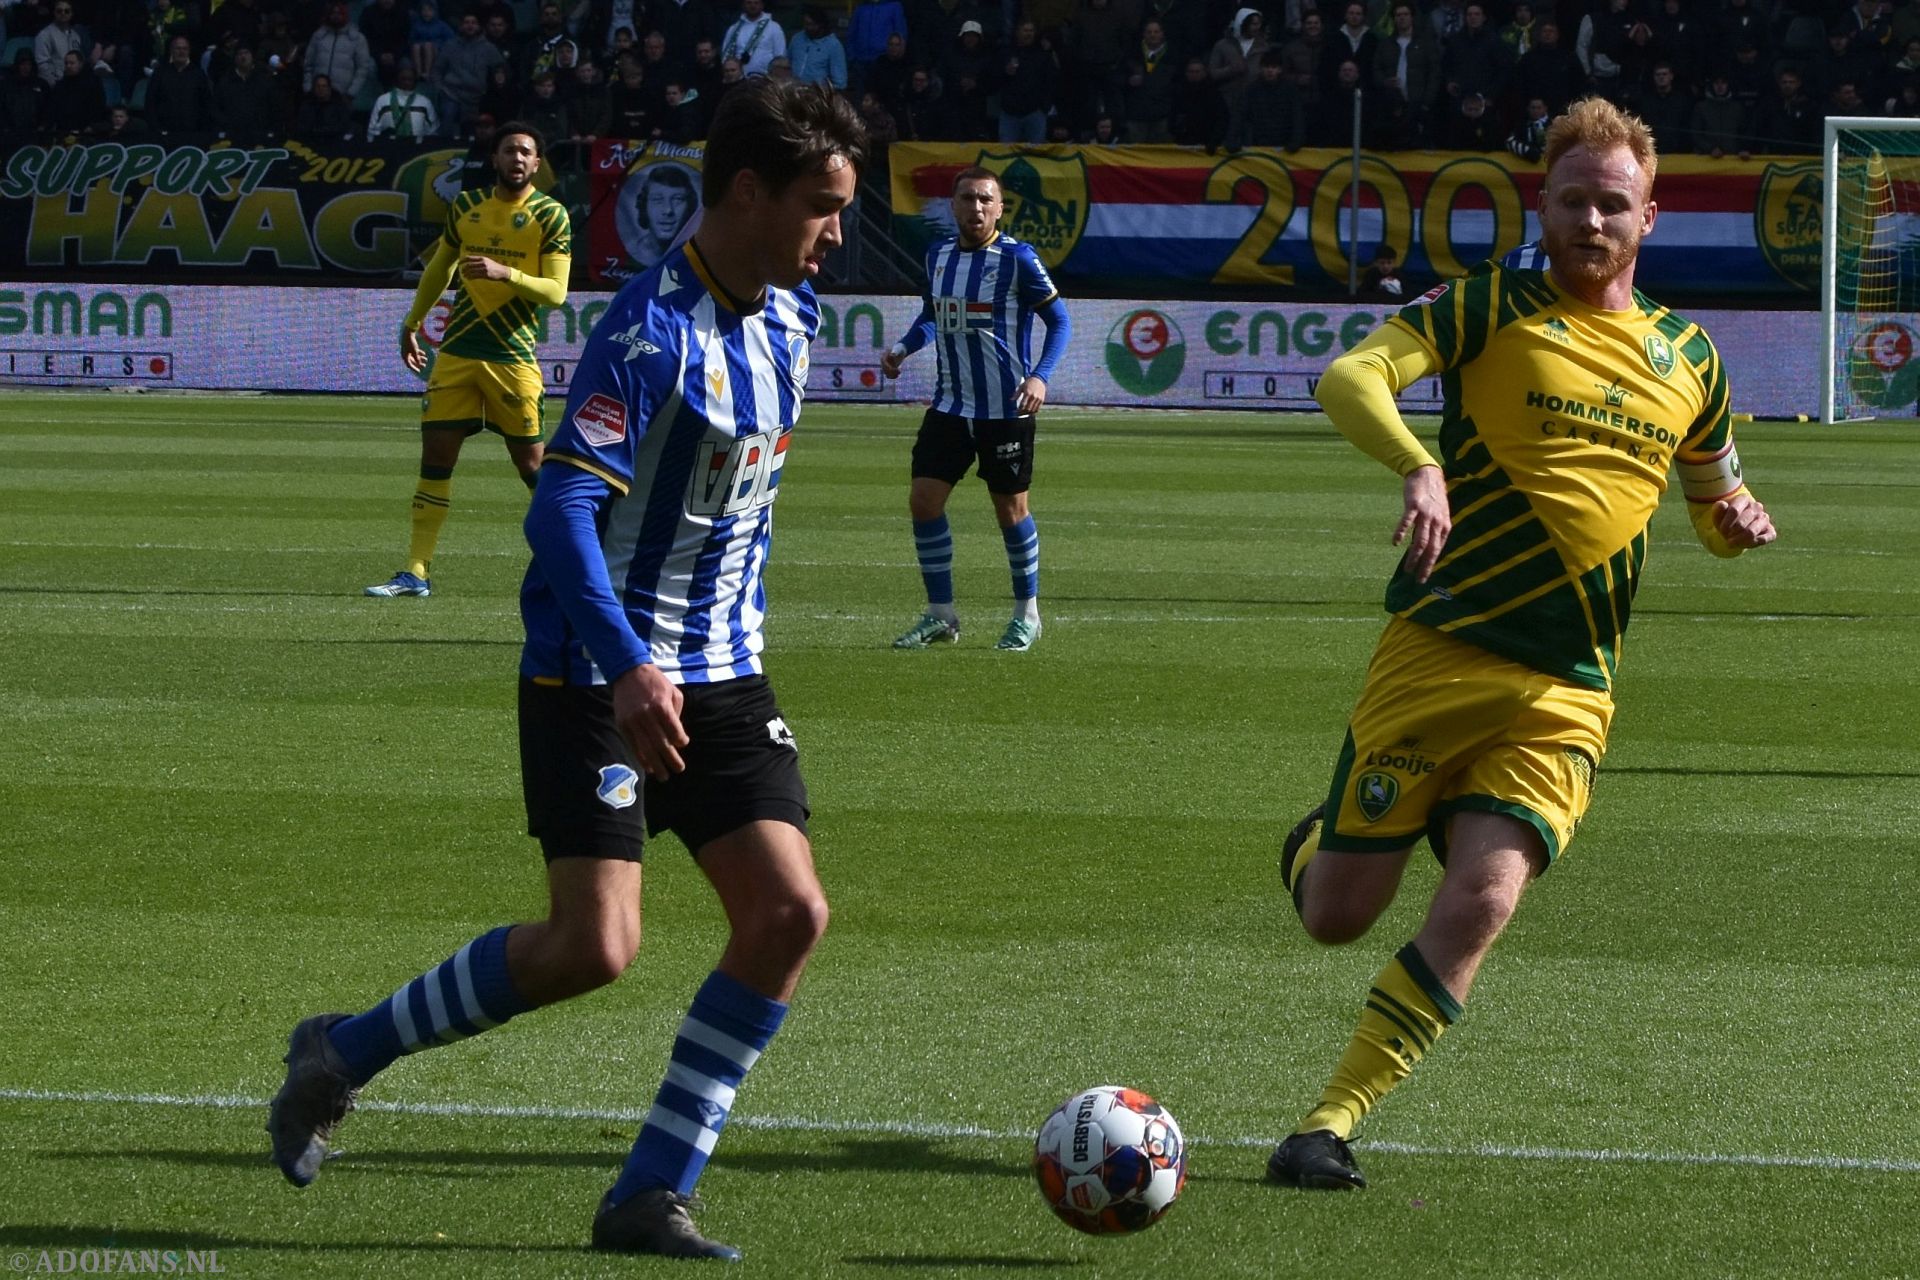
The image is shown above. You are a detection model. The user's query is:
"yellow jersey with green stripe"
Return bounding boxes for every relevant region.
[438,186,572,365]
[1383,261,1733,692]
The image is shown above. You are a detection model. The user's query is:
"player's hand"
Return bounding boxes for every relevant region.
[460,253,511,282]
[1713,491,1777,549]
[1016,376,1048,416]
[880,348,905,379]
[1395,464,1450,582]
[400,327,427,373]
[611,663,688,781]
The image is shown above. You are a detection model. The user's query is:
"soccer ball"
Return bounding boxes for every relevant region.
[1032,1085,1187,1235]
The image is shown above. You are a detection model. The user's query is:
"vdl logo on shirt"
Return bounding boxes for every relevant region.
[934,295,995,333]
[687,428,789,517]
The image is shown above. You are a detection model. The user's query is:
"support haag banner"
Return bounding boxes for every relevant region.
[889,144,1826,298]
[0,136,474,277]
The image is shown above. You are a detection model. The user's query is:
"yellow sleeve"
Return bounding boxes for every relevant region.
[402,238,460,332]
[505,254,570,308]
[1686,485,1753,559]
[1314,323,1444,477]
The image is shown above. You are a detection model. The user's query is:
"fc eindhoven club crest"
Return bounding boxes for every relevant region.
[978,150,1089,268]
[1754,161,1822,291]
[1643,333,1675,379]
[1355,772,1399,822]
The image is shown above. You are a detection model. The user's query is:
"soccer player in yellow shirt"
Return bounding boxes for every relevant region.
[366,121,572,598]
[1270,97,1778,1190]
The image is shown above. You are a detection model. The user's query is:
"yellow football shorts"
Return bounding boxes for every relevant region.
[1319,617,1614,866]
[421,351,545,439]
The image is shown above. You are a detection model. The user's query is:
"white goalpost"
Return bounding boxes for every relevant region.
[1822,116,1920,423]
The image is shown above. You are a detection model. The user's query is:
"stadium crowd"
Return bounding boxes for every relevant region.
[1,0,1915,152]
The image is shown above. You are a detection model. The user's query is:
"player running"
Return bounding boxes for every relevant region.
[365,121,570,599]
[1270,97,1777,1191]
[273,80,866,1261]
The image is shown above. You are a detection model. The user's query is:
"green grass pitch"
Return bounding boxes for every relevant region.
[2,391,1917,1277]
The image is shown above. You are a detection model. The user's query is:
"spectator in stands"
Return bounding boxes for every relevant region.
[1829,77,1870,117]
[203,30,245,86]
[1,47,45,138]
[1648,0,1709,91]
[1361,245,1403,301]
[1498,0,1537,58]
[147,34,216,133]
[1814,22,1883,105]
[217,45,285,141]
[1142,0,1208,58]
[719,0,785,78]
[87,0,151,101]
[1504,93,1550,161]
[482,11,516,62]
[1066,0,1131,135]
[1373,1,1440,148]
[1717,0,1768,60]
[857,84,898,147]
[636,31,676,108]
[1313,57,1372,145]
[305,3,372,102]
[712,55,747,114]
[1321,2,1376,101]
[47,48,106,135]
[459,111,497,184]
[361,0,412,85]
[937,19,992,139]
[1089,112,1119,144]
[1691,68,1748,157]
[607,55,653,135]
[1752,65,1819,154]
[368,60,438,137]
[479,60,520,122]
[650,0,722,70]
[1514,19,1579,116]
[998,18,1056,142]
[568,58,611,139]
[436,11,506,136]
[103,101,152,138]
[411,0,455,80]
[1278,9,1324,122]
[1124,17,1180,143]
[522,2,573,80]
[655,78,702,140]
[34,1,85,87]
[1429,0,1465,44]
[1169,54,1226,148]
[1888,73,1920,117]
[1440,88,1499,149]
[1244,47,1303,148]
[524,68,571,140]
[900,63,949,139]
[1633,60,1691,155]
[867,29,914,118]
[206,0,265,59]
[790,7,848,90]
[1209,7,1267,148]
[1843,0,1895,54]
[766,53,794,83]
[296,71,354,135]
[847,0,906,98]
[601,26,638,74]
[1442,2,1512,114]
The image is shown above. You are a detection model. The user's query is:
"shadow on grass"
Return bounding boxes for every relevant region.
[712,1135,1025,1180]
[843,1255,1079,1270]
[0,1224,581,1257]
[0,585,352,599]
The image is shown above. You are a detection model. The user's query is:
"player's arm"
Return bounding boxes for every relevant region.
[881,295,936,379]
[459,252,571,306]
[1676,344,1777,557]
[1315,323,1450,581]
[1019,294,1070,416]
[399,236,461,370]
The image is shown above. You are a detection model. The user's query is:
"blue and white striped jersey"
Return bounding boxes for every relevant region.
[520,239,817,686]
[1502,239,1551,270]
[899,231,1062,418]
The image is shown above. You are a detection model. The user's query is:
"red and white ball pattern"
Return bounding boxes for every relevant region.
[1033,1085,1187,1235]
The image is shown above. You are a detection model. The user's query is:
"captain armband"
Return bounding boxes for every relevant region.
[1677,443,1744,503]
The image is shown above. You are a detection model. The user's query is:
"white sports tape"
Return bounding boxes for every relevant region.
[1677,444,1744,502]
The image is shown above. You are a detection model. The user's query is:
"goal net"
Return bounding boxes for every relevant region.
[1823,117,1920,422]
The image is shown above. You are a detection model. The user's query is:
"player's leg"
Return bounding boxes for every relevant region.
[595,679,817,1261]
[895,410,971,647]
[268,679,647,1188]
[491,357,546,492]
[978,415,1040,650]
[369,352,484,596]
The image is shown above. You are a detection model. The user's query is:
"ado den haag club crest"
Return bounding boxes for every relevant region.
[977,151,1089,269]
[1754,161,1822,291]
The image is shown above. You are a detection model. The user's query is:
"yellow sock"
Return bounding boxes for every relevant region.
[1299,943,1462,1140]
[407,473,453,580]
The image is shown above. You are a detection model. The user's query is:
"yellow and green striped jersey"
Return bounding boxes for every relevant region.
[1383,261,1734,692]
[438,186,572,365]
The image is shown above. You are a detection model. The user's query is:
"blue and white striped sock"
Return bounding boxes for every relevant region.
[1002,515,1039,603]
[326,925,530,1087]
[607,970,787,1203]
[913,516,955,608]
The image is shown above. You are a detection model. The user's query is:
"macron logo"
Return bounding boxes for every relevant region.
[573,393,628,447]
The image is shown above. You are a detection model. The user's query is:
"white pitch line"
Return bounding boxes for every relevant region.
[4,1087,1916,1175]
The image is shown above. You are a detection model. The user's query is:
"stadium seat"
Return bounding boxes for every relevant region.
[100,74,122,107]
[129,76,147,110]
[2,35,33,66]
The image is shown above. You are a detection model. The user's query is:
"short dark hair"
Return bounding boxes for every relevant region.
[701,78,867,206]
[952,165,999,195]
[493,119,546,156]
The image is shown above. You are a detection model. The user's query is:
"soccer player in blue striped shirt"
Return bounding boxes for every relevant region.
[268,80,867,1262]
[882,166,1072,653]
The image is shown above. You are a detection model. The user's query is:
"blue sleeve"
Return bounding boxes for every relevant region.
[1031,294,1070,384]
[896,297,936,355]
[524,464,652,680]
